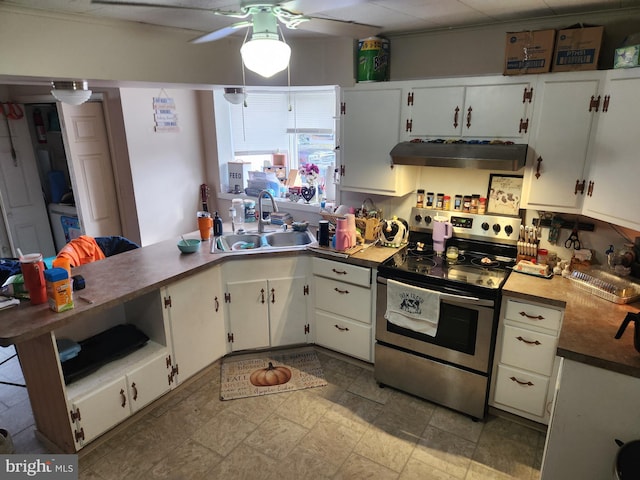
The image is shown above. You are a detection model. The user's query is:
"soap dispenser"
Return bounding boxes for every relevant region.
[213,211,223,236]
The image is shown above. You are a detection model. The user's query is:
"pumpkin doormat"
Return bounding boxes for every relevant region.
[220,349,327,400]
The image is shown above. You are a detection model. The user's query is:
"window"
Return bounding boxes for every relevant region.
[214,86,337,201]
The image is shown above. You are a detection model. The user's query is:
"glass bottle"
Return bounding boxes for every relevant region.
[416,189,425,208]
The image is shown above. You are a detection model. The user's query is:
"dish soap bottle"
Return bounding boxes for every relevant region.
[213,211,223,236]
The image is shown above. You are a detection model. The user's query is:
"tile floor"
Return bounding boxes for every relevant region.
[0,345,545,479]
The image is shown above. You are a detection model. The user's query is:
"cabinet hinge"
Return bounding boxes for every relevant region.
[164,296,172,308]
[227,333,234,343]
[224,292,231,303]
[574,179,586,195]
[340,165,345,177]
[587,180,594,197]
[74,428,85,442]
[518,118,529,134]
[69,408,81,422]
[172,364,179,378]
[602,94,610,112]
[407,91,414,106]
[168,373,173,385]
[405,118,412,132]
[589,95,601,112]
[166,354,172,368]
[303,285,309,295]
[522,87,533,103]
[340,102,346,115]
[304,324,310,334]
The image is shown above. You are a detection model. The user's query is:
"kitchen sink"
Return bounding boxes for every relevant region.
[216,234,264,251]
[214,230,316,252]
[263,231,315,247]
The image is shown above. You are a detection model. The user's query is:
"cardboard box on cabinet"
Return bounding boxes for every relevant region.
[504,29,556,75]
[552,25,604,72]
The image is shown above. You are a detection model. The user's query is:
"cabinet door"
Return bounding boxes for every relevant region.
[166,266,226,382]
[226,279,270,351]
[582,70,640,230]
[464,82,531,138]
[408,85,465,138]
[269,276,308,347]
[72,376,130,446]
[522,74,601,212]
[127,352,171,414]
[341,87,415,196]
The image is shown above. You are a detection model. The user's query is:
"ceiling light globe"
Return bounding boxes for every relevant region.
[241,38,291,78]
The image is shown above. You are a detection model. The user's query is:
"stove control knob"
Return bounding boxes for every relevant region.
[481,222,490,231]
[415,214,422,223]
[505,225,513,236]
[425,215,432,225]
[492,223,501,233]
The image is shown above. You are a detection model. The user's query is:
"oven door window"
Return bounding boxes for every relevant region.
[387,302,478,355]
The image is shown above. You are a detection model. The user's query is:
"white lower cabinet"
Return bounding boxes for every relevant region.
[312,258,374,362]
[490,296,564,424]
[223,256,311,352]
[163,265,226,383]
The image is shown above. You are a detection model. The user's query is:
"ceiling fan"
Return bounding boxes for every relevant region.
[90,1,382,42]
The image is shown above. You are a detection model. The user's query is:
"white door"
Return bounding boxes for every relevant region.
[464,82,531,138]
[269,276,308,347]
[408,85,465,138]
[0,107,56,257]
[226,279,270,351]
[126,351,171,413]
[59,102,121,238]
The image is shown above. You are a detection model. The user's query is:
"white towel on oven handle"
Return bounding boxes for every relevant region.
[385,279,440,337]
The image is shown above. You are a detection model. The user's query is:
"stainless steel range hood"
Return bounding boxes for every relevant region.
[390,142,527,171]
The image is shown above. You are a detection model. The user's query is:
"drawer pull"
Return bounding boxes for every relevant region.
[334,324,350,332]
[519,311,544,320]
[334,287,350,294]
[516,336,541,346]
[332,268,348,275]
[120,388,127,408]
[131,382,138,401]
[510,376,534,387]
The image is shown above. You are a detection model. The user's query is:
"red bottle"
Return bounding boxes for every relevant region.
[33,109,47,144]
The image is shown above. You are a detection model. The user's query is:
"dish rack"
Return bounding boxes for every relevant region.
[569,268,640,304]
[320,198,382,242]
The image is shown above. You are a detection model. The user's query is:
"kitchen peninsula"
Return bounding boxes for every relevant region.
[0,234,396,453]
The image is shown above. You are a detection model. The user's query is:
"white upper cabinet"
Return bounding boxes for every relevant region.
[404,76,535,140]
[521,71,604,212]
[340,85,418,196]
[582,69,640,230]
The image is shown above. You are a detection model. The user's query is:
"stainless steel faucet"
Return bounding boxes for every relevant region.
[257,190,278,233]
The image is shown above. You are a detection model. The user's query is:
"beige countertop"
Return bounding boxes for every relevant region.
[503,272,640,378]
[0,235,399,346]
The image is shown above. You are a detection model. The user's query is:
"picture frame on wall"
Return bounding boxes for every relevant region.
[486,174,523,216]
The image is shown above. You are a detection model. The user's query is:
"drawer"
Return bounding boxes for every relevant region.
[315,311,371,361]
[501,324,557,376]
[314,276,372,324]
[493,364,550,418]
[503,298,562,333]
[312,258,371,287]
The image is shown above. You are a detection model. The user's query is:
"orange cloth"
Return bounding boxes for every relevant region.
[56,235,106,267]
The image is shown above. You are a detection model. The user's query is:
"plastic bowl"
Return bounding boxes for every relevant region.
[177,239,201,254]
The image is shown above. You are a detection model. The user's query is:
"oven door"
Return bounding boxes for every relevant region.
[376,276,496,374]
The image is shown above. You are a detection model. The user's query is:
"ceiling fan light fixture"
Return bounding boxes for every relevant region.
[241,36,291,78]
[51,81,92,105]
[223,87,247,105]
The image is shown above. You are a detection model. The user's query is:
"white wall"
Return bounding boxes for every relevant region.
[119,88,206,246]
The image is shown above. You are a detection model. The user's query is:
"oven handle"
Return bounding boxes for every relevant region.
[377,276,494,308]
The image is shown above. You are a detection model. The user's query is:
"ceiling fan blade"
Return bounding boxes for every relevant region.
[294,17,381,39]
[91,0,213,11]
[280,0,368,16]
[190,21,252,44]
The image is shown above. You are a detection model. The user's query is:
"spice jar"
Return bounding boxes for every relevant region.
[426,192,434,208]
[478,197,487,215]
[443,195,451,211]
[462,195,471,213]
[470,194,480,214]
[435,193,445,210]
[416,189,425,208]
[454,195,463,211]
[537,248,549,265]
